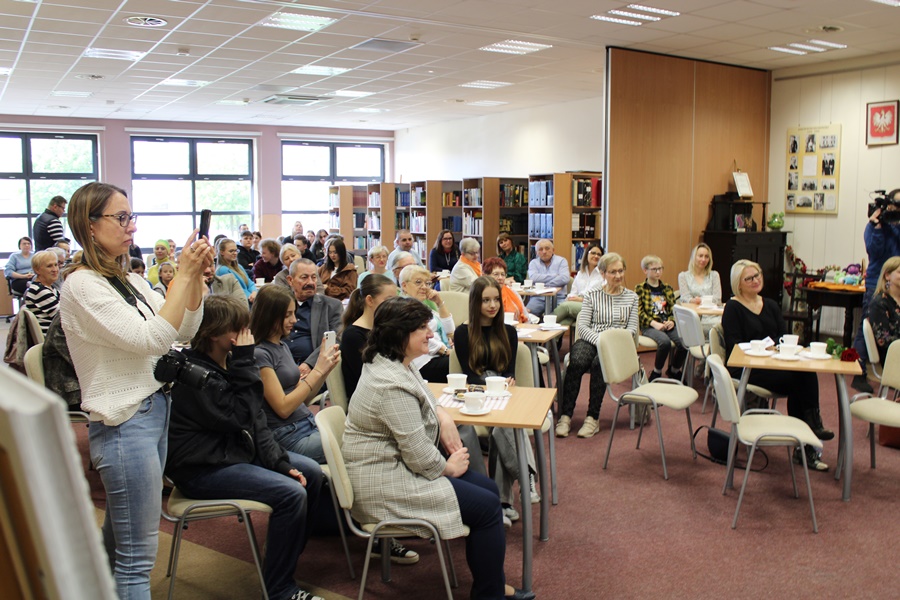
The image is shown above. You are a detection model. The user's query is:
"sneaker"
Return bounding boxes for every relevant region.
[503,505,520,522]
[577,416,600,438]
[666,368,682,381]
[371,539,420,565]
[503,515,512,529]
[794,446,829,472]
[555,415,571,438]
[529,473,541,504]
[851,374,874,394]
[289,589,324,600]
[648,370,662,382]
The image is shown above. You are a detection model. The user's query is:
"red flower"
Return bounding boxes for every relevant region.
[840,348,860,362]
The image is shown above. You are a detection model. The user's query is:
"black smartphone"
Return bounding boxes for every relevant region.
[198,209,212,241]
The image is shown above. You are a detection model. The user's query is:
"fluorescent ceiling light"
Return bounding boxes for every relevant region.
[608,10,660,21]
[291,65,350,76]
[159,78,209,87]
[480,40,552,55]
[0,67,12,76]
[769,46,806,55]
[870,0,900,7]
[627,4,680,16]
[808,39,847,49]
[591,15,642,26]
[84,47,146,61]
[51,90,92,97]
[258,12,336,32]
[353,108,388,113]
[468,100,508,107]
[216,100,248,106]
[789,43,827,52]
[333,90,373,97]
[459,80,512,89]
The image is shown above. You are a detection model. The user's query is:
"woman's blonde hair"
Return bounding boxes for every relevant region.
[688,243,713,277]
[399,264,430,285]
[598,252,625,273]
[30,250,57,273]
[65,182,129,279]
[876,256,900,296]
[730,259,762,296]
[216,238,248,284]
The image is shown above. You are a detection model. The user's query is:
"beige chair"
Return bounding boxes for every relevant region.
[598,328,698,480]
[707,354,822,533]
[862,318,883,386]
[437,290,469,327]
[161,488,272,600]
[23,343,90,424]
[353,253,366,273]
[316,405,465,600]
[326,356,350,413]
[847,339,900,471]
[672,304,709,387]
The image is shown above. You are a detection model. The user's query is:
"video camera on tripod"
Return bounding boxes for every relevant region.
[868,190,900,225]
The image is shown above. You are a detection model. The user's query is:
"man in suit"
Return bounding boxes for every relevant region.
[286,258,343,378]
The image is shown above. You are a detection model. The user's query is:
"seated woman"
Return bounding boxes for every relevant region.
[310,229,328,263]
[399,264,454,383]
[146,239,171,285]
[552,242,604,327]
[357,245,389,287]
[343,296,535,600]
[497,233,526,284]
[130,257,146,279]
[678,242,722,335]
[318,238,357,301]
[448,238,482,293]
[252,238,283,284]
[273,243,301,290]
[483,257,530,323]
[166,295,324,600]
[722,259,832,470]
[152,262,175,298]
[454,276,539,520]
[865,256,900,365]
[24,250,60,335]
[5,236,34,295]
[430,229,460,273]
[217,238,257,302]
[251,285,340,464]
[341,274,397,399]
[556,253,639,440]
[636,255,687,382]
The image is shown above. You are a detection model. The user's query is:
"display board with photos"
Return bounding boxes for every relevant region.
[785,124,841,215]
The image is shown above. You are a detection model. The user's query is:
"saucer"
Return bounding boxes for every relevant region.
[486,390,512,398]
[744,349,775,357]
[460,406,491,416]
[540,324,568,331]
[772,354,800,361]
[799,351,831,361]
[442,387,465,396]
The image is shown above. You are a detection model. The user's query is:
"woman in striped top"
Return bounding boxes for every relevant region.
[556,252,639,439]
[24,250,60,334]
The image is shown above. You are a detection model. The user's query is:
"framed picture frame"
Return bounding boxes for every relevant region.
[866,100,899,146]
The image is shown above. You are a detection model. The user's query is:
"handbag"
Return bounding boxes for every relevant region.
[693,425,768,471]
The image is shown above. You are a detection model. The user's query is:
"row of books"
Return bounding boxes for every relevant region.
[367,212,382,230]
[442,215,463,232]
[574,178,601,207]
[499,183,528,207]
[366,233,381,248]
[395,212,410,230]
[352,212,366,228]
[412,186,426,207]
[462,211,483,236]
[367,192,381,207]
[528,180,555,207]
[352,236,367,250]
[442,191,462,206]
[528,212,554,238]
[328,213,340,229]
[396,189,411,207]
[498,213,528,236]
[463,187,482,207]
[571,212,599,238]
[409,212,427,233]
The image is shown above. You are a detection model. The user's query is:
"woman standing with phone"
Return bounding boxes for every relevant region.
[61,182,212,599]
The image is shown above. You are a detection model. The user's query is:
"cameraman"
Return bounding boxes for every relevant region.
[852,188,900,392]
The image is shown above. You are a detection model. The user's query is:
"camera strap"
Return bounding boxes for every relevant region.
[105,275,156,321]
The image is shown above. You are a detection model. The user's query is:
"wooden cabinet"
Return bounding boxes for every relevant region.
[328,185,367,250]
[703,231,787,303]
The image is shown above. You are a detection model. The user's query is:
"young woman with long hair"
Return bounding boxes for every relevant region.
[216,237,256,302]
[318,237,357,301]
[340,273,397,399]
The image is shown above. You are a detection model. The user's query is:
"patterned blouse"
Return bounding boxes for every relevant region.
[868,291,900,364]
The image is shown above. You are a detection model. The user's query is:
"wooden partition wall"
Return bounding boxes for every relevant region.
[605,48,771,284]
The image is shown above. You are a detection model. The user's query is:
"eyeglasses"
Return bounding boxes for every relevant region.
[411,279,432,288]
[648,266,664,272]
[588,251,603,257]
[489,271,507,278]
[98,213,138,227]
[606,269,625,276]
[743,272,762,283]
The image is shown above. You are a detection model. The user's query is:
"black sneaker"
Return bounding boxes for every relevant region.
[794,446,829,472]
[289,588,324,600]
[648,370,662,382]
[851,374,874,394]
[371,539,420,565]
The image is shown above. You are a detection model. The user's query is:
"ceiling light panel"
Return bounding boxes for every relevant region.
[0,68,12,76]
[333,90,374,97]
[870,0,900,6]
[769,46,806,55]
[479,40,552,55]
[808,39,847,49]
[83,48,146,61]
[590,15,642,26]
[608,10,660,21]
[258,12,336,32]
[468,100,508,106]
[291,65,350,76]
[159,78,209,87]
[626,4,681,17]
[51,91,92,97]
[788,43,826,52]
[459,80,512,89]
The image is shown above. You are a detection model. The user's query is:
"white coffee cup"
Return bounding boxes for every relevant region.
[779,344,800,357]
[535,282,545,290]
[750,339,766,353]
[447,373,467,390]
[255,278,265,285]
[511,282,522,290]
[809,342,828,357]
[463,391,485,412]
[779,334,799,346]
[485,376,509,395]
[524,279,533,288]
[504,312,516,323]
[543,315,557,326]
[700,295,714,306]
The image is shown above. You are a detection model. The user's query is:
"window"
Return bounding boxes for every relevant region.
[130,137,253,250]
[0,133,98,256]
[281,141,384,235]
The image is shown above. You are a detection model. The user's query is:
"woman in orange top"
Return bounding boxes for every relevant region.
[483,257,530,323]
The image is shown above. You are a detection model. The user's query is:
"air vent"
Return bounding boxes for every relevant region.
[350,38,422,54]
[262,94,326,106]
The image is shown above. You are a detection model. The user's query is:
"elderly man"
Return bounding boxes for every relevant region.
[34,195,70,252]
[526,239,570,316]
[390,250,418,284]
[387,229,424,271]
[286,258,343,378]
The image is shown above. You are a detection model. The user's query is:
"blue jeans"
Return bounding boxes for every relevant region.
[89,390,169,600]
[176,452,323,600]
[271,414,326,464]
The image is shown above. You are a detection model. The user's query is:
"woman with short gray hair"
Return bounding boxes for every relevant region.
[448,237,482,293]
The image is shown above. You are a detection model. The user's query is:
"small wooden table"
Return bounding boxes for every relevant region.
[515,323,566,392]
[802,286,864,348]
[428,382,556,593]
[681,302,725,317]
[518,286,561,314]
[727,346,861,501]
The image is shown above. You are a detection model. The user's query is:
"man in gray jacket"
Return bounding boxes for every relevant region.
[286,259,343,377]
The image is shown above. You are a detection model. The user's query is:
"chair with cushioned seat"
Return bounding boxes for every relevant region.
[672,304,709,388]
[862,318,883,387]
[316,405,466,600]
[845,340,900,474]
[23,343,91,424]
[436,290,469,327]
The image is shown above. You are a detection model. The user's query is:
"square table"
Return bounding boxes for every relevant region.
[428,382,556,593]
[802,286,864,348]
[515,323,566,392]
[517,286,561,314]
[727,346,861,501]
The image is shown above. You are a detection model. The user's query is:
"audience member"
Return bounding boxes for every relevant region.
[128,242,143,260]
[216,238,257,302]
[552,242,604,327]
[130,258,146,278]
[390,251,417,284]
[203,265,246,305]
[33,195,70,252]
[636,255,686,382]
[305,230,315,248]
[448,238,482,293]
[24,250,60,334]
[252,231,262,252]
[167,238,177,262]
[282,220,304,245]
[399,264,453,383]
[146,239,171,284]
[285,259,343,377]
[273,243,302,289]
[677,242,722,335]
[865,255,900,366]
[341,274,397,399]
[238,223,250,234]
[525,239,569,316]
[294,234,316,262]
[60,182,211,598]
[429,229,460,273]
[319,238,357,301]
[5,236,34,295]
[166,295,324,600]
[310,229,328,262]
[497,232,527,284]
[484,257,530,323]
[152,262,176,298]
[237,230,260,277]
[48,247,67,291]
[357,245,389,287]
[252,238,283,283]
[387,229,424,270]
[251,285,340,463]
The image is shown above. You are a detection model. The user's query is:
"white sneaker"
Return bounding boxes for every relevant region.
[555,415,571,438]
[577,416,600,438]
[290,589,324,600]
[503,505,520,522]
[529,473,541,504]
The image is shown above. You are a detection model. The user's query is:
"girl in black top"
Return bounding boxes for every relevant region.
[340,274,397,399]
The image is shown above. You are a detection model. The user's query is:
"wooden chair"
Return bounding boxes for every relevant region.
[782,270,826,345]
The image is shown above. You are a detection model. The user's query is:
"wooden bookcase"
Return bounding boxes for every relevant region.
[527,172,603,269]
[460,177,528,261]
[366,183,397,251]
[328,185,367,250]
[410,181,445,262]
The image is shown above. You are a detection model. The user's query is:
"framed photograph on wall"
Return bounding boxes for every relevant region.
[785,124,841,215]
[866,100,898,146]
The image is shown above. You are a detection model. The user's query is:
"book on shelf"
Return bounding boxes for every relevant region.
[367,233,381,248]
[412,186,426,207]
[328,213,339,229]
[329,190,340,208]
[528,179,554,207]
[463,187,482,207]
[442,191,461,206]
[571,213,598,238]
[410,210,427,233]
[395,212,410,229]
[499,183,528,207]
[353,235,366,250]
[462,210,484,236]
[498,213,527,236]
[352,188,367,206]
[528,212,554,239]
[396,189,411,207]
[353,212,366,228]
[367,212,381,230]
[368,191,381,207]
[442,215,462,233]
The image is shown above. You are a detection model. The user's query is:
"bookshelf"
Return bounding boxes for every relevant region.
[410,181,446,263]
[328,185,367,251]
[366,183,398,251]
[528,172,603,270]
[497,177,529,255]
[460,177,527,260]
[438,181,463,254]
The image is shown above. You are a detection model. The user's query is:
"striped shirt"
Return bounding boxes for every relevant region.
[25,280,60,335]
[576,286,639,346]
